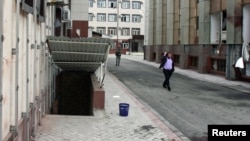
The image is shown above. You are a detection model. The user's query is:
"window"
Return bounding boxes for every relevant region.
[89,0,93,7]
[37,0,45,22]
[132,1,141,9]
[173,55,180,65]
[108,27,117,35]
[211,59,226,72]
[121,14,130,22]
[122,43,129,49]
[97,27,106,34]
[132,28,140,35]
[108,14,117,22]
[189,56,198,68]
[97,0,106,8]
[196,16,199,29]
[222,10,227,31]
[21,0,34,14]
[97,13,106,21]
[122,1,130,9]
[132,15,141,22]
[89,13,94,21]
[108,0,117,8]
[121,28,130,36]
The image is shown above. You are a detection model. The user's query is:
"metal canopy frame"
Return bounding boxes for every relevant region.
[47,36,112,87]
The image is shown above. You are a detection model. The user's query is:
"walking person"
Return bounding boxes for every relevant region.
[159,52,175,91]
[115,49,121,66]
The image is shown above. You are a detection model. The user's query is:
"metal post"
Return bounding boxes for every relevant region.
[117,0,119,49]
[14,0,21,137]
[53,66,56,100]
[49,60,53,110]
[48,57,51,112]
[60,7,63,36]
[0,0,3,139]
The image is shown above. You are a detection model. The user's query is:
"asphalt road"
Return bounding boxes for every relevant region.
[107,58,250,141]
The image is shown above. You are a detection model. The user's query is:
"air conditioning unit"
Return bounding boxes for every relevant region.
[62,9,71,22]
[66,20,72,29]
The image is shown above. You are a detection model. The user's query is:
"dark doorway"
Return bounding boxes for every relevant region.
[55,7,62,36]
[132,42,138,52]
[56,71,93,116]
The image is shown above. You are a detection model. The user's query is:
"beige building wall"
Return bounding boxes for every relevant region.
[166,0,181,45]
[227,0,242,44]
[162,0,168,45]
[71,0,89,21]
[155,0,163,45]
[166,0,175,45]
[147,0,154,45]
[180,0,191,44]
[1,0,57,139]
[198,0,210,44]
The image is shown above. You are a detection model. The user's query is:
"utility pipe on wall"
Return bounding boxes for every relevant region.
[32,0,37,137]
[26,13,30,141]
[14,0,20,137]
[0,0,3,139]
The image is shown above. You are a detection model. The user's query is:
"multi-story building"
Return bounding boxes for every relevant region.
[88,0,145,54]
[144,0,250,81]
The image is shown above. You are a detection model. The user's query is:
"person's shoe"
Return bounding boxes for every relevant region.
[167,87,171,91]
[163,84,166,88]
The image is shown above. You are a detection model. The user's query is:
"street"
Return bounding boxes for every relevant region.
[107,58,250,141]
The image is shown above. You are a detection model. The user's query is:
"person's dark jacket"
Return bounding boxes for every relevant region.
[115,51,121,57]
[159,57,175,72]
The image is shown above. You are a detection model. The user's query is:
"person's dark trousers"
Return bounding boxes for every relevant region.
[116,57,121,66]
[163,69,173,90]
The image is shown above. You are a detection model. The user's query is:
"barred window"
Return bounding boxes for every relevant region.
[97,27,106,34]
[108,14,117,22]
[89,0,93,7]
[121,28,130,36]
[131,28,140,35]
[108,27,117,35]
[97,0,106,8]
[121,14,130,22]
[122,1,130,9]
[97,13,106,21]
[108,0,117,8]
[132,1,141,9]
[132,15,141,22]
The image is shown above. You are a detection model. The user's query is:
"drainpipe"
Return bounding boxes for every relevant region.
[0,0,3,139]
[32,0,37,137]
[12,0,21,138]
[25,13,30,141]
[48,56,51,113]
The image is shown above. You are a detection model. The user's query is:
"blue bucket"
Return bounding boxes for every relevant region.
[119,103,129,116]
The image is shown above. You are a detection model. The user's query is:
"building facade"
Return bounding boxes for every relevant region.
[145,0,250,81]
[88,0,145,54]
[0,0,90,140]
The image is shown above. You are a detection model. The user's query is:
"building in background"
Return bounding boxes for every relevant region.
[50,0,89,37]
[144,0,250,82]
[88,0,145,54]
